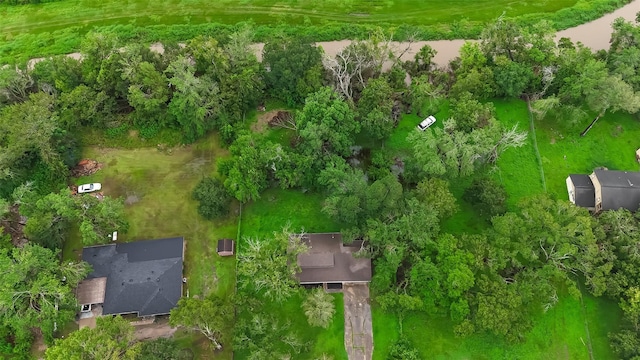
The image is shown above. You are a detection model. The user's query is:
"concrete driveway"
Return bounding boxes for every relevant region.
[343,284,373,360]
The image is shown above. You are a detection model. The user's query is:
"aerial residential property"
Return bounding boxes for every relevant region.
[1,0,640,359]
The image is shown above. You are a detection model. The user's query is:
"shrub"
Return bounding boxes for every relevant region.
[302,288,336,328]
[192,177,232,220]
[388,337,420,360]
[463,177,508,218]
[138,338,193,360]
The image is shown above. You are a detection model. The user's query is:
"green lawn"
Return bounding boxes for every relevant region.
[0,0,630,63]
[535,111,640,199]
[373,292,622,359]
[0,0,578,36]
[240,187,340,238]
[66,132,236,359]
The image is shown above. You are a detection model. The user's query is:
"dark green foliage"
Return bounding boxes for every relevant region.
[449,92,496,132]
[357,77,396,140]
[192,177,232,220]
[32,56,83,94]
[263,37,323,106]
[45,316,140,359]
[138,338,193,360]
[0,244,90,349]
[368,149,394,181]
[387,337,420,360]
[463,177,507,218]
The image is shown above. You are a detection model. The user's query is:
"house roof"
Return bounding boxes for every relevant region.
[76,277,107,305]
[296,233,371,284]
[593,169,640,188]
[593,170,640,211]
[568,174,595,208]
[82,237,184,316]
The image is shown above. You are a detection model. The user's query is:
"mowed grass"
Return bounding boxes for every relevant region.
[69,133,236,359]
[0,0,578,36]
[373,291,621,359]
[535,111,640,199]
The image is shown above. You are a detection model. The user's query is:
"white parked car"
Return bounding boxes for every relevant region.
[78,183,102,194]
[417,115,437,131]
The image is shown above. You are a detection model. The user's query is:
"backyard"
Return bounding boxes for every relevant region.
[55,94,639,359]
[62,132,237,359]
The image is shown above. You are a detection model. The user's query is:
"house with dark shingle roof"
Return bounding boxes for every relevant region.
[567,170,640,212]
[77,237,184,317]
[296,233,371,290]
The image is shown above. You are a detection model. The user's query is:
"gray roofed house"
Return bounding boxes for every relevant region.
[296,233,371,286]
[590,170,640,212]
[566,174,596,208]
[81,237,184,317]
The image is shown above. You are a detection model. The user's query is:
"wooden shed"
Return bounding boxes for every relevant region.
[217,239,235,256]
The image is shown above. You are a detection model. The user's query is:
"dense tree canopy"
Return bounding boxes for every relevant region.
[1,244,90,350]
[45,316,139,360]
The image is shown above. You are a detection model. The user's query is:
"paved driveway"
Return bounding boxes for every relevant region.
[343,284,373,360]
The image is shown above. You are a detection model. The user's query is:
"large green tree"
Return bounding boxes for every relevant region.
[0,244,90,349]
[45,316,139,360]
[297,87,360,159]
[169,295,234,350]
[357,77,395,140]
[237,227,307,302]
[263,37,323,105]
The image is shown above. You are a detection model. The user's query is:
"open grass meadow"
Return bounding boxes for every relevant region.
[535,111,640,200]
[0,0,631,63]
[65,132,236,359]
[372,291,622,359]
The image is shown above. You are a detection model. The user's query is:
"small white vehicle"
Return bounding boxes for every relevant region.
[78,183,102,194]
[417,115,437,131]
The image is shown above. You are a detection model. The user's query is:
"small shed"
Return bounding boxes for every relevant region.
[636,148,640,163]
[217,239,235,256]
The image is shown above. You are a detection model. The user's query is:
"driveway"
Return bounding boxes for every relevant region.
[343,284,373,360]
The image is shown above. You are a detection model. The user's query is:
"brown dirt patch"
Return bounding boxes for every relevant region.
[252,110,280,133]
[134,318,178,341]
[129,129,139,138]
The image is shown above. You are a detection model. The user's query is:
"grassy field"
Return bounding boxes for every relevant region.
[535,111,640,199]
[0,0,631,63]
[0,0,579,36]
[372,291,622,359]
[64,132,236,359]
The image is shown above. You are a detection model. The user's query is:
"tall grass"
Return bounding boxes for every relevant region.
[0,0,632,64]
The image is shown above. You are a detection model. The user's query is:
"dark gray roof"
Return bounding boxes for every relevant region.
[569,174,595,208]
[594,170,640,188]
[82,237,184,316]
[569,174,594,188]
[594,170,640,211]
[296,233,371,284]
[217,239,235,253]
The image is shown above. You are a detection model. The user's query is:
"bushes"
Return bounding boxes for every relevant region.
[192,177,232,220]
[138,338,193,360]
[463,177,508,218]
